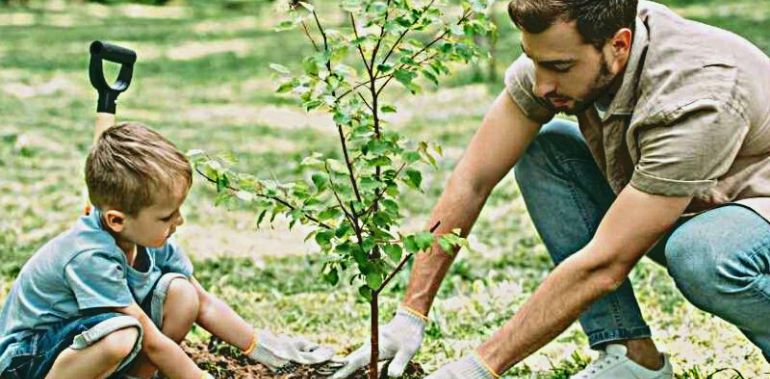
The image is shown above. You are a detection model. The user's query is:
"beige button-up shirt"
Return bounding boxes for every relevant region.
[505,1,770,219]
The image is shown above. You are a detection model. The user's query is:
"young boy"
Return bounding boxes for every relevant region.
[0,122,334,379]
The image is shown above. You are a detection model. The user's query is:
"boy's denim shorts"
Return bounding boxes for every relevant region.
[1,272,187,379]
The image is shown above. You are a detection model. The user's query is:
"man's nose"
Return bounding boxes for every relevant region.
[176,213,185,227]
[533,69,557,98]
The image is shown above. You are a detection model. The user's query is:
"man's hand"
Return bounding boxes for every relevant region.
[425,354,498,379]
[332,307,427,378]
[246,330,335,372]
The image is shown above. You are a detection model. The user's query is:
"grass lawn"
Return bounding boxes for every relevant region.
[1,0,768,377]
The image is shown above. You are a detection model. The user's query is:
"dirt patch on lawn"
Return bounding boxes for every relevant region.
[179,339,426,379]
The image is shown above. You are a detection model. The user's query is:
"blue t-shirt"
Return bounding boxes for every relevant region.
[0,208,193,373]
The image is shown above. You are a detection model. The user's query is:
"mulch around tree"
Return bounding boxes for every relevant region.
[175,338,426,379]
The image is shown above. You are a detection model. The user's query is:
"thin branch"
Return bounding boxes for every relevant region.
[195,167,331,229]
[359,162,406,220]
[376,9,473,97]
[300,21,320,52]
[377,0,437,73]
[311,9,365,205]
[350,13,372,73]
[358,92,374,112]
[324,162,357,227]
[369,0,393,72]
[374,221,441,294]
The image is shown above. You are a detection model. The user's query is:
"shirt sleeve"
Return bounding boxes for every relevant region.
[630,98,749,197]
[64,250,134,310]
[503,55,555,124]
[154,239,194,277]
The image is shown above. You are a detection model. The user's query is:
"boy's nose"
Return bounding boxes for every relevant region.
[176,213,185,226]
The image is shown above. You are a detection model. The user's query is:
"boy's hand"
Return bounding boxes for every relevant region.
[245,329,334,372]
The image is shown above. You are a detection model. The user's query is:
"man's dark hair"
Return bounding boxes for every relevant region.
[508,0,638,49]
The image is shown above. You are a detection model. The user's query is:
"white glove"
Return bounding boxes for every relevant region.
[246,329,335,372]
[332,306,427,378]
[425,354,498,379]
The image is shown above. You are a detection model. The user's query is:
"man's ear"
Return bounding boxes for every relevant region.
[606,27,633,74]
[103,209,127,233]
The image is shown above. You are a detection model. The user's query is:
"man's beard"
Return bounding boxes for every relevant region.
[557,56,617,115]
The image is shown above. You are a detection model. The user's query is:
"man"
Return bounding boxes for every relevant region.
[333,0,770,378]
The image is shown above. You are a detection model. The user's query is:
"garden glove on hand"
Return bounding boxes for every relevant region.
[245,329,335,372]
[425,354,499,379]
[332,306,427,379]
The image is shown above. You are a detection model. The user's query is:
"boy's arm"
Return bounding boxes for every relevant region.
[190,277,334,369]
[191,277,254,350]
[116,302,208,379]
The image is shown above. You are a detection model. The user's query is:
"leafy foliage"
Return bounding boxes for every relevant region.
[192,0,493,299]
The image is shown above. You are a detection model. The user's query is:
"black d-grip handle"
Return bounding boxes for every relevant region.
[89,41,137,114]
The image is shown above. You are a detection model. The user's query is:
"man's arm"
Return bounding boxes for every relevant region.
[403,90,541,316]
[116,303,206,379]
[476,186,691,373]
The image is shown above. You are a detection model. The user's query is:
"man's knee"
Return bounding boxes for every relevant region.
[100,327,141,363]
[666,213,766,310]
[514,119,585,181]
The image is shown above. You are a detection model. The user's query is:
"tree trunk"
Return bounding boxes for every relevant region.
[369,293,380,379]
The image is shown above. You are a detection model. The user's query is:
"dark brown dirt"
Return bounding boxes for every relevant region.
[173,338,426,379]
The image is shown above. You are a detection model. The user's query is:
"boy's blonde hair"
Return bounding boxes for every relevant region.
[85,122,192,216]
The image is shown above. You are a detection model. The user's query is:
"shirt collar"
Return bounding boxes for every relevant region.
[603,16,649,120]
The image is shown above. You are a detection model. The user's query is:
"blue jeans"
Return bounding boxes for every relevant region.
[514,119,770,362]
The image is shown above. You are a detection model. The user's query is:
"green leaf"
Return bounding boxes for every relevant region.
[256,209,268,227]
[393,69,416,86]
[315,230,334,249]
[269,63,291,75]
[366,272,383,290]
[311,172,329,190]
[380,104,397,113]
[358,285,373,301]
[384,244,403,262]
[404,235,419,253]
[276,80,295,93]
[415,231,434,250]
[404,169,422,189]
[324,268,339,286]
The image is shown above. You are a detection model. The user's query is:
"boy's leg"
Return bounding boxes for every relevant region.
[513,120,659,360]
[126,274,200,378]
[24,312,143,379]
[45,327,140,379]
[665,205,770,362]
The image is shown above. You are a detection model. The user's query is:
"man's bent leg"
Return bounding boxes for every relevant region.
[514,119,652,348]
[666,205,770,362]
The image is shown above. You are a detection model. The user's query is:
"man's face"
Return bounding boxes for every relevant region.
[122,183,189,248]
[521,21,621,114]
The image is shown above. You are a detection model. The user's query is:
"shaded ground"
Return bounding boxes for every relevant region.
[181,339,425,379]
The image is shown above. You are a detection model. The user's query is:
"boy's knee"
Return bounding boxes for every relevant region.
[166,277,200,313]
[100,327,141,363]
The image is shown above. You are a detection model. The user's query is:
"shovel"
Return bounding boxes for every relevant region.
[84,40,137,214]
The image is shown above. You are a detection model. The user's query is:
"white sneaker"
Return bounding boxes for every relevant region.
[571,344,673,379]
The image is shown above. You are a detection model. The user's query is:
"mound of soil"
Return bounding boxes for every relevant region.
[174,338,426,379]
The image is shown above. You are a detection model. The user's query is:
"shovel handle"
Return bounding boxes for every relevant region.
[89,41,136,114]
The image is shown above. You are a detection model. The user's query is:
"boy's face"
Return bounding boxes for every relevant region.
[117,182,189,248]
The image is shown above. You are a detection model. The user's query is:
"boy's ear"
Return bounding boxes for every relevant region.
[103,209,127,233]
